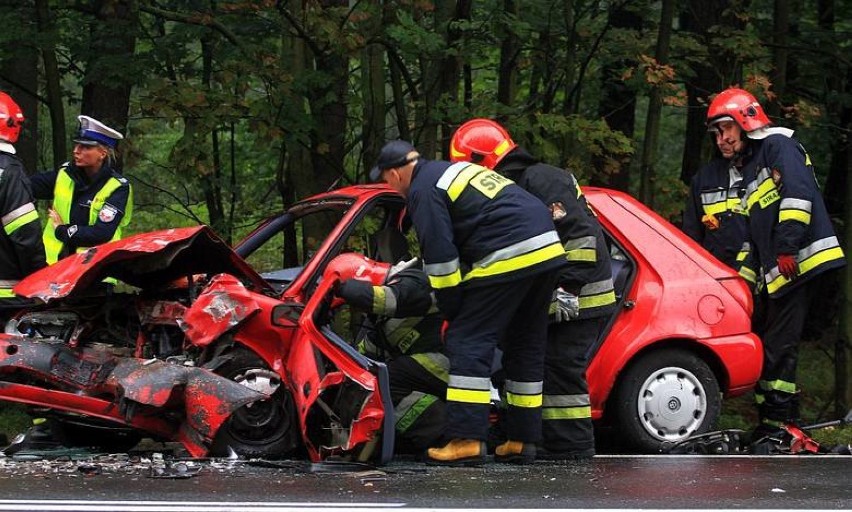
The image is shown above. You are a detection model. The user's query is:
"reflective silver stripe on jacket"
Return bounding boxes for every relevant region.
[378,285,398,316]
[1,202,35,227]
[779,198,812,214]
[448,375,491,391]
[563,235,596,252]
[580,278,615,297]
[542,393,590,407]
[436,162,475,190]
[423,258,460,277]
[0,279,20,288]
[765,236,842,283]
[505,380,543,394]
[472,231,561,270]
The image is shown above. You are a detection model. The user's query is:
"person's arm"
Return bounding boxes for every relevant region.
[531,168,598,290]
[681,173,705,244]
[54,184,130,247]
[1,167,46,274]
[28,169,59,201]
[338,268,434,318]
[410,185,461,320]
[767,138,814,257]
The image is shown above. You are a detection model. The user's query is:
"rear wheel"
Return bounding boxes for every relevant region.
[210,348,300,459]
[611,348,721,452]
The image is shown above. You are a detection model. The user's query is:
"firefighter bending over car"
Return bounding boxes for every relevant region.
[30,115,132,265]
[0,92,46,321]
[370,140,565,465]
[329,253,449,453]
[705,88,845,440]
[450,119,616,460]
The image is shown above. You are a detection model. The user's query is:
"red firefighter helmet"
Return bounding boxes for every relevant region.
[0,92,24,144]
[449,118,517,169]
[324,252,390,286]
[706,88,771,133]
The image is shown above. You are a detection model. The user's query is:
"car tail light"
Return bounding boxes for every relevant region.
[718,277,753,317]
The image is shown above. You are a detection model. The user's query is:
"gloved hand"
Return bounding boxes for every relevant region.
[553,287,580,322]
[386,257,420,282]
[337,278,370,304]
[776,254,799,280]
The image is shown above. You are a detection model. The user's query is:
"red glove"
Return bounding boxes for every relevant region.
[440,320,450,343]
[777,254,799,279]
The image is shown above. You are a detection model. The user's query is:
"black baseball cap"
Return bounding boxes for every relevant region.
[369,140,417,182]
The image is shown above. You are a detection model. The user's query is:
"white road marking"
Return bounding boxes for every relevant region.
[0,503,839,512]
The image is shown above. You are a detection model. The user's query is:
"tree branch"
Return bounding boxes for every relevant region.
[138,4,243,49]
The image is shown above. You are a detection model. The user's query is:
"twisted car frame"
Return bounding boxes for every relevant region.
[0,184,762,460]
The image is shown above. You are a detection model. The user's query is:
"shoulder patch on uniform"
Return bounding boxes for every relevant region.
[771,168,782,185]
[549,202,567,221]
[98,203,119,223]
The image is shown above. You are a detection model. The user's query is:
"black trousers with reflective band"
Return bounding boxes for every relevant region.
[542,315,605,452]
[755,281,814,423]
[387,354,447,451]
[444,269,558,442]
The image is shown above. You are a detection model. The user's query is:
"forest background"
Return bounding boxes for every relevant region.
[0,0,849,432]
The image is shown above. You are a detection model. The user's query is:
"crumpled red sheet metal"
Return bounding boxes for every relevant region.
[13,226,270,303]
[180,274,261,347]
[0,334,264,457]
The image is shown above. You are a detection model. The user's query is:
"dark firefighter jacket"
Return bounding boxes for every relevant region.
[407,159,566,320]
[737,130,845,297]
[496,148,616,319]
[30,162,132,264]
[339,267,443,358]
[683,157,749,270]
[0,149,46,296]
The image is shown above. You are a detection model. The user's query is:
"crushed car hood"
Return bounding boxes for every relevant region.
[14,226,272,303]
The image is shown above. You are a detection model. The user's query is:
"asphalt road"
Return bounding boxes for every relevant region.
[0,454,849,511]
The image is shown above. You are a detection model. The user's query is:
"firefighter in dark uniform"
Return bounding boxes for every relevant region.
[450,119,616,460]
[0,92,46,320]
[682,143,749,270]
[30,115,132,265]
[370,140,565,465]
[707,88,845,438]
[333,255,449,452]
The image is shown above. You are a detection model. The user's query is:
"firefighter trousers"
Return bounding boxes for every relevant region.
[444,269,558,442]
[754,281,814,424]
[387,352,449,452]
[542,315,606,453]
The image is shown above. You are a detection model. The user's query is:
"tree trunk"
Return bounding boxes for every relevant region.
[34,0,66,170]
[497,0,520,109]
[638,0,674,207]
[361,0,385,182]
[80,0,138,142]
[679,0,748,186]
[592,3,641,190]
[767,0,790,118]
[0,30,39,173]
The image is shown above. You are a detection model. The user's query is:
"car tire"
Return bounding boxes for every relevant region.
[611,348,721,453]
[210,347,300,459]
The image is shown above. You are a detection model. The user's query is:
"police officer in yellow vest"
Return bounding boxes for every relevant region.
[30,115,132,264]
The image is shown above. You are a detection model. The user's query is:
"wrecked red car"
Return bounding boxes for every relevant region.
[0,184,761,459]
[0,226,393,463]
